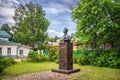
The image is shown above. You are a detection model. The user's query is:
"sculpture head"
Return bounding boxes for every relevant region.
[61,28,71,42]
[63,28,68,34]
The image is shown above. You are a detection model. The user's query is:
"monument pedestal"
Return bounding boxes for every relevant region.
[52,69,80,74]
[52,42,80,74]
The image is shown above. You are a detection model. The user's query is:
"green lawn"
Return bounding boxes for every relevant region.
[0,61,59,79]
[0,61,120,80]
[73,66,120,80]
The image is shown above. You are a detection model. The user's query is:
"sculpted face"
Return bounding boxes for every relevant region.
[61,28,71,42]
[63,28,68,34]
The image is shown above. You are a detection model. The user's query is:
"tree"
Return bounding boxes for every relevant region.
[54,36,59,42]
[49,36,59,42]
[0,24,11,34]
[13,2,50,49]
[0,24,14,41]
[71,0,120,51]
[71,33,76,41]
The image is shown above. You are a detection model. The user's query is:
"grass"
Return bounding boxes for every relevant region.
[0,61,120,80]
[73,66,120,80]
[0,61,58,79]
[0,61,79,79]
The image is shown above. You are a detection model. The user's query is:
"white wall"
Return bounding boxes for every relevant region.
[0,44,17,56]
[0,38,8,41]
[18,46,31,57]
[0,44,31,58]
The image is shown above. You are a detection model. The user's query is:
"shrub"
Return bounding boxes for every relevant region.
[27,51,48,62]
[69,49,120,69]
[73,54,79,63]
[0,56,16,73]
[48,52,58,62]
[94,50,120,68]
[73,50,82,55]
[46,46,59,62]
[54,59,59,64]
[77,50,90,65]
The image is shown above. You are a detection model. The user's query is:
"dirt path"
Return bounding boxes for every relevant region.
[3,70,81,80]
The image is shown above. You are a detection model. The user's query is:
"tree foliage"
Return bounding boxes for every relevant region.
[0,24,14,41]
[13,2,50,48]
[0,24,11,34]
[71,0,120,51]
[71,33,76,41]
[49,36,60,42]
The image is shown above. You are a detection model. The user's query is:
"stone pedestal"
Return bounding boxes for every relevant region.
[52,42,80,74]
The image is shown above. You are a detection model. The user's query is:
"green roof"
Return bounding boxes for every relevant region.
[0,39,19,45]
[0,30,11,38]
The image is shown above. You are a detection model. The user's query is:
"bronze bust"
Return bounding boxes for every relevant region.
[61,28,71,42]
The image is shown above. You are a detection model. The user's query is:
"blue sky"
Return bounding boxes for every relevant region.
[0,0,79,37]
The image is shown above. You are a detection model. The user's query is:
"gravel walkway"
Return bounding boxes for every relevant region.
[3,70,81,80]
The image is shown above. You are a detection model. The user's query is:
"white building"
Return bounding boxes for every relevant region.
[0,30,31,58]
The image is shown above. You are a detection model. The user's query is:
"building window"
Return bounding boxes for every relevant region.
[0,48,2,55]
[7,48,11,56]
[19,50,23,57]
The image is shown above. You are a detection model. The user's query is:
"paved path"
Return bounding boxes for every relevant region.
[3,70,81,80]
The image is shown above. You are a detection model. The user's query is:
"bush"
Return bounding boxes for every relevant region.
[74,49,120,69]
[27,51,48,62]
[73,50,82,55]
[48,52,58,62]
[91,50,120,68]
[77,50,90,65]
[46,46,59,62]
[73,54,79,63]
[54,59,59,64]
[0,56,16,73]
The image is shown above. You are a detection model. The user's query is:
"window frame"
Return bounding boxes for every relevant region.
[7,47,11,56]
[0,47,2,55]
[19,50,23,57]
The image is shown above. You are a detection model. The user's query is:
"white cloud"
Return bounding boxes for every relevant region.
[47,28,76,38]
[0,7,15,17]
[62,0,74,4]
[43,1,70,14]
[0,8,15,26]
[0,0,19,8]
[11,0,19,4]
[44,7,70,14]
[0,0,19,26]
[58,14,72,22]
[48,1,65,8]
[6,17,15,24]
[0,17,15,26]
[47,29,63,38]
[49,21,61,28]
[61,0,79,5]
[51,21,60,25]
[65,22,76,27]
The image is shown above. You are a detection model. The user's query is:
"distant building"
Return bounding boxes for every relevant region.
[46,39,78,50]
[0,30,31,58]
[73,40,112,50]
[47,39,60,47]
[46,38,112,50]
